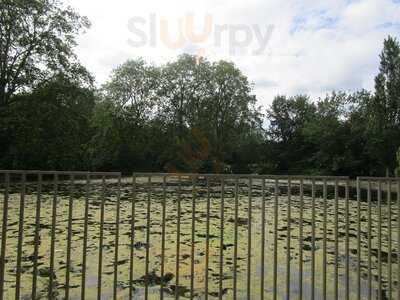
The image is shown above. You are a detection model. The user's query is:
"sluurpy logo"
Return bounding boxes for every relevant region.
[127,13,274,56]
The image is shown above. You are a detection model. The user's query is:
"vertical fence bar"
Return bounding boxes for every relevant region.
[367,180,372,300]
[129,175,136,300]
[286,178,291,300]
[205,177,211,300]
[190,176,196,299]
[397,180,400,300]
[233,178,238,300]
[273,179,278,300]
[247,177,253,300]
[49,174,58,299]
[387,180,392,300]
[345,180,350,300]
[378,181,382,300]
[31,173,42,299]
[356,178,361,300]
[81,174,90,300]
[0,173,9,300]
[311,179,316,300]
[322,179,327,300]
[219,178,225,300]
[397,180,400,299]
[144,177,151,300]
[160,176,166,299]
[299,179,304,300]
[65,174,74,300]
[261,178,266,300]
[97,176,106,300]
[113,176,121,300]
[334,180,339,300]
[175,176,182,300]
[15,172,26,300]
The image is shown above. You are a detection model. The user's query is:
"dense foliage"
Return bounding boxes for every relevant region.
[1,1,400,176]
[89,55,263,173]
[0,0,91,106]
[397,148,400,176]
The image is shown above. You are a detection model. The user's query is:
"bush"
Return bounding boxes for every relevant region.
[396,148,400,176]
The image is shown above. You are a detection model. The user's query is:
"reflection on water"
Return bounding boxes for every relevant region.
[0,178,398,299]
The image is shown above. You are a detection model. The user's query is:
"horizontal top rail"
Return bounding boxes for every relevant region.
[0,170,353,179]
[0,170,121,176]
[132,172,349,180]
[358,176,400,181]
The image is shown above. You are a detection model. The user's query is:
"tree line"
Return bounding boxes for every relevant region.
[1,0,400,176]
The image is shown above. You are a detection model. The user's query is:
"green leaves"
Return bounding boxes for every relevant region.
[264,36,400,177]
[90,55,261,173]
[368,36,400,175]
[0,0,90,106]
[0,74,95,170]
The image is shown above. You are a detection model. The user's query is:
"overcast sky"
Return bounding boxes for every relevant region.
[66,0,400,107]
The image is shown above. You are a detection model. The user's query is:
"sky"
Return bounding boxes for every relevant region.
[66,0,400,107]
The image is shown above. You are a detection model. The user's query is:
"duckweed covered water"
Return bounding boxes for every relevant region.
[0,177,398,299]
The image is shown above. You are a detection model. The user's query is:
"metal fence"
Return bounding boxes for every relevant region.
[0,171,399,299]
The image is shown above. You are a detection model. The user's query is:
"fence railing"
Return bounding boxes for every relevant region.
[0,171,399,300]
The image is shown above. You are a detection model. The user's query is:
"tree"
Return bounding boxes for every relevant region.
[156,55,214,171]
[0,0,90,107]
[0,74,95,170]
[102,58,160,121]
[301,92,348,174]
[158,55,212,136]
[208,60,262,170]
[158,55,262,172]
[89,59,160,171]
[265,90,383,176]
[367,36,400,176]
[90,55,263,172]
[301,91,376,176]
[344,90,377,176]
[267,95,316,173]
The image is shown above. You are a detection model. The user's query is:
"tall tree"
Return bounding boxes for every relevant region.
[158,55,212,136]
[344,90,377,176]
[267,95,316,173]
[156,55,214,171]
[90,59,160,171]
[158,55,261,172]
[0,0,90,107]
[302,92,347,174]
[102,58,160,122]
[368,36,400,175]
[208,60,261,170]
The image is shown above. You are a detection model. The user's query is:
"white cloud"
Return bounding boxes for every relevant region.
[66,0,400,108]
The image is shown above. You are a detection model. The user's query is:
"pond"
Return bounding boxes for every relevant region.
[0,177,398,299]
